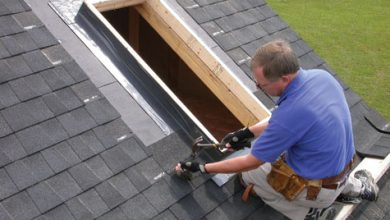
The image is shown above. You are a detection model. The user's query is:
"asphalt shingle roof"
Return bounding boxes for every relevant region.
[0,0,388,219]
[176,0,390,160]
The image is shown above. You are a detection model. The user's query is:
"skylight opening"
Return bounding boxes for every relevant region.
[102,7,243,140]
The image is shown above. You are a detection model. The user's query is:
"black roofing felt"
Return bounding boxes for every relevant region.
[0,0,388,219]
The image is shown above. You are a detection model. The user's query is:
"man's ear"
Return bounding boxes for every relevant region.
[281,75,290,83]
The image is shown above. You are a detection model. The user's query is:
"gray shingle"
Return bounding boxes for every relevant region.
[1,0,26,14]
[66,189,109,219]
[16,118,68,154]
[0,40,10,58]
[93,119,132,149]
[227,47,250,65]
[258,4,276,18]
[0,114,12,137]
[120,194,158,219]
[143,180,181,212]
[69,156,113,190]
[200,21,224,36]
[71,80,102,103]
[9,73,51,101]
[345,89,362,108]
[228,0,254,11]
[0,1,11,16]
[62,60,88,83]
[108,173,138,200]
[186,7,214,24]
[149,132,192,172]
[195,0,223,6]
[299,53,318,69]
[125,157,164,191]
[2,97,53,131]
[46,171,82,201]
[214,32,241,51]
[5,153,54,190]
[0,35,24,55]
[0,60,14,83]
[57,107,97,137]
[22,49,52,72]
[96,207,127,220]
[0,134,26,166]
[0,168,18,200]
[270,28,299,43]
[42,45,73,65]
[40,65,76,91]
[0,15,23,37]
[5,54,33,79]
[260,16,288,34]
[86,155,113,181]
[42,141,81,173]
[206,1,238,17]
[247,204,286,219]
[40,204,75,220]
[85,98,120,125]
[12,31,38,52]
[69,162,102,191]
[215,8,263,32]
[43,88,83,116]
[101,137,146,173]
[0,82,19,109]
[0,204,12,220]
[1,191,40,220]
[12,11,43,29]
[67,130,105,160]
[291,39,312,57]
[27,181,62,213]
[170,180,231,219]
[19,0,31,11]
[246,22,271,40]
[27,26,58,48]
[95,173,138,209]
[153,210,178,220]
[205,193,263,220]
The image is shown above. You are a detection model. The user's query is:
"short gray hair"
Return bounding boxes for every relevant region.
[250,40,299,81]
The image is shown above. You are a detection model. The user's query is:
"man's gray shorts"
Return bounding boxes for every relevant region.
[241,163,361,219]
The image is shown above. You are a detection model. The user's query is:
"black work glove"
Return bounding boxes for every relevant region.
[221,127,254,150]
[179,161,208,173]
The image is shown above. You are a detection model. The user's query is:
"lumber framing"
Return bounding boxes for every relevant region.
[93,0,145,12]
[92,0,270,126]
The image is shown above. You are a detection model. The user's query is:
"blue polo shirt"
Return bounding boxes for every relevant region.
[251,68,355,179]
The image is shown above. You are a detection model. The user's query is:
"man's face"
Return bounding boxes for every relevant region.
[252,67,288,97]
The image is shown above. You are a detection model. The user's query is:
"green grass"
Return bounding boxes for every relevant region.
[267,0,390,119]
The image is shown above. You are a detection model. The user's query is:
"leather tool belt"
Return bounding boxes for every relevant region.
[266,157,353,201]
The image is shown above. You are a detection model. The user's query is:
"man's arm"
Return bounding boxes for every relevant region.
[248,117,269,138]
[176,154,264,174]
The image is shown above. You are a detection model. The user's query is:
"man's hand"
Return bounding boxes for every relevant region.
[176,161,207,173]
[221,127,254,151]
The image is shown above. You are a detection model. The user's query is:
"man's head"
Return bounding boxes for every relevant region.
[251,40,299,96]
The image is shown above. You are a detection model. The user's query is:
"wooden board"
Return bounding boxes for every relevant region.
[93,0,145,12]
[130,0,270,126]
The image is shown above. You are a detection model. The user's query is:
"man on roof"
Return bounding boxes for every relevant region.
[176,40,379,220]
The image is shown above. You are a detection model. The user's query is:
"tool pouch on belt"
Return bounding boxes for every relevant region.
[267,158,306,201]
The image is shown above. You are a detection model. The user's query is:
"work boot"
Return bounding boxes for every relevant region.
[354,169,379,201]
[336,169,379,204]
[304,206,336,220]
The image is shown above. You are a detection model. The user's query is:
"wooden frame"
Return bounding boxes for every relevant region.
[93,0,145,12]
[90,0,270,127]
